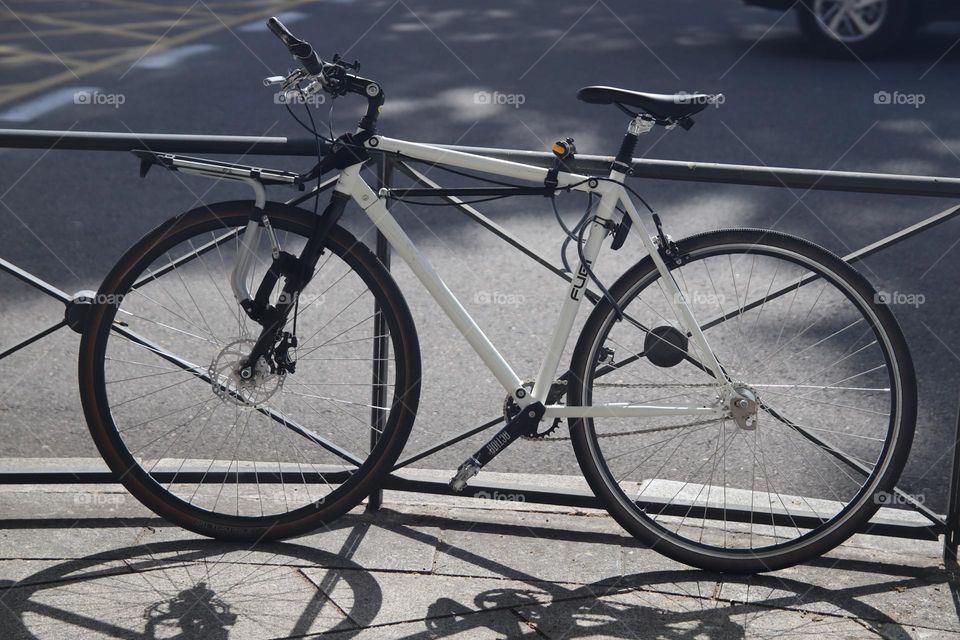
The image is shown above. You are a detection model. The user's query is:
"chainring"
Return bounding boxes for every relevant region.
[503,380,567,439]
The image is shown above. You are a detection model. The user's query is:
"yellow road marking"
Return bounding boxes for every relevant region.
[1,14,210,29]
[0,44,85,67]
[36,45,165,59]
[0,0,313,108]
[84,0,213,15]
[86,18,211,30]
[0,23,202,41]
[0,28,118,41]
[11,13,170,42]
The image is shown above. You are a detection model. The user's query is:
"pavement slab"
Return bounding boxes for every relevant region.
[0,480,958,638]
[301,569,555,628]
[315,609,542,639]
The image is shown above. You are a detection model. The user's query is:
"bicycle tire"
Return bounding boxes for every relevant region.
[568,228,916,573]
[79,200,421,541]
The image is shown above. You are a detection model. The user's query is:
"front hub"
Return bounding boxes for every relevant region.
[209,338,283,408]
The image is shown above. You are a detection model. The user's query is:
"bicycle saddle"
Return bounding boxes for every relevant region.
[576,86,718,122]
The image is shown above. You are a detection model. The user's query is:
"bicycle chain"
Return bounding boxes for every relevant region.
[532,415,726,441]
[529,381,724,442]
[593,382,718,389]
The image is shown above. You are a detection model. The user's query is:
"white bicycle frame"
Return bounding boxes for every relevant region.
[302,122,732,423]
[222,119,735,422]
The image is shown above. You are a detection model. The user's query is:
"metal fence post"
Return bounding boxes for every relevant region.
[944,393,960,564]
[367,155,393,512]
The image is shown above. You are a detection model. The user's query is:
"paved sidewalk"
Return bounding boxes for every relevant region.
[0,469,957,639]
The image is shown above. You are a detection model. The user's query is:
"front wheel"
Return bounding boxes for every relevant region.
[568,229,916,573]
[79,201,421,541]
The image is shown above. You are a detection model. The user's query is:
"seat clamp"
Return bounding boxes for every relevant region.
[628,116,655,136]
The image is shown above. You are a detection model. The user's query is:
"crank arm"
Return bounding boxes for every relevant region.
[449,402,545,491]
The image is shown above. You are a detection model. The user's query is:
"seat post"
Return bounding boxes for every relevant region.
[611,116,653,175]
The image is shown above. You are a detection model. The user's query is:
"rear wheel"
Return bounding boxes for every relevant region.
[568,229,916,573]
[79,201,421,541]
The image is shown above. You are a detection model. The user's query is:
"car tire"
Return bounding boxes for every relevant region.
[797,0,914,58]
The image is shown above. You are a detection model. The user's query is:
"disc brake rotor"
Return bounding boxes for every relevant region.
[209,338,284,408]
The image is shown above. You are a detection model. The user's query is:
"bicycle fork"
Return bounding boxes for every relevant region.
[618,192,729,385]
[232,186,350,376]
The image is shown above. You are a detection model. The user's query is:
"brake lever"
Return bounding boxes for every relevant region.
[331,53,360,71]
[264,68,307,89]
[264,69,318,105]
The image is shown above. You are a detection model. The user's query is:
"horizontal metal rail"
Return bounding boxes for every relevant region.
[430,144,960,198]
[2,128,960,197]
[379,473,940,541]
[0,464,935,540]
[0,129,320,156]
[0,467,351,485]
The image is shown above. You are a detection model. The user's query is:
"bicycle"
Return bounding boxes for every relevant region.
[78,17,917,573]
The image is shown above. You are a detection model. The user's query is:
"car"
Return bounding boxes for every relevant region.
[743,0,960,57]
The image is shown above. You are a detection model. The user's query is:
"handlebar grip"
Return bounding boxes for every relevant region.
[266,16,323,75]
[266,16,295,44]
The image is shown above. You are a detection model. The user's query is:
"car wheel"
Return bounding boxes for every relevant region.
[797,0,913,57]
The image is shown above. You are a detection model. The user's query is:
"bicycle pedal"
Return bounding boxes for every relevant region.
[449,457,482,492]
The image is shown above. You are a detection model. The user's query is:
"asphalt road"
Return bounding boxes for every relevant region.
[1,0,960,510]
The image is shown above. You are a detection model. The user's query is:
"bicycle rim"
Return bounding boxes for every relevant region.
[569,229,915,571]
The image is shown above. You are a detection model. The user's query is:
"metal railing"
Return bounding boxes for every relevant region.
[1,127,958,561]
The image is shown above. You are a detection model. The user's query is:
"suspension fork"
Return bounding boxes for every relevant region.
[235,184,351,371]
[230,177,269,309]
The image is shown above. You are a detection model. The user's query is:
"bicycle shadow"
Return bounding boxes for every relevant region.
[378,509,947,639]
[142,581,237,640]
[0,521,383,640]
[392,566,934,639]
[0,509,952,638]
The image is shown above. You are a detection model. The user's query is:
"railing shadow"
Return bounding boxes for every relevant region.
[0,508,950,638]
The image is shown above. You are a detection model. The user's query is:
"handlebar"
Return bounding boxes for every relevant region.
[266,16,385,133]
[266,17,323,75]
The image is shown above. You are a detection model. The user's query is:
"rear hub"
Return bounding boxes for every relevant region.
[728,383,758,430]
